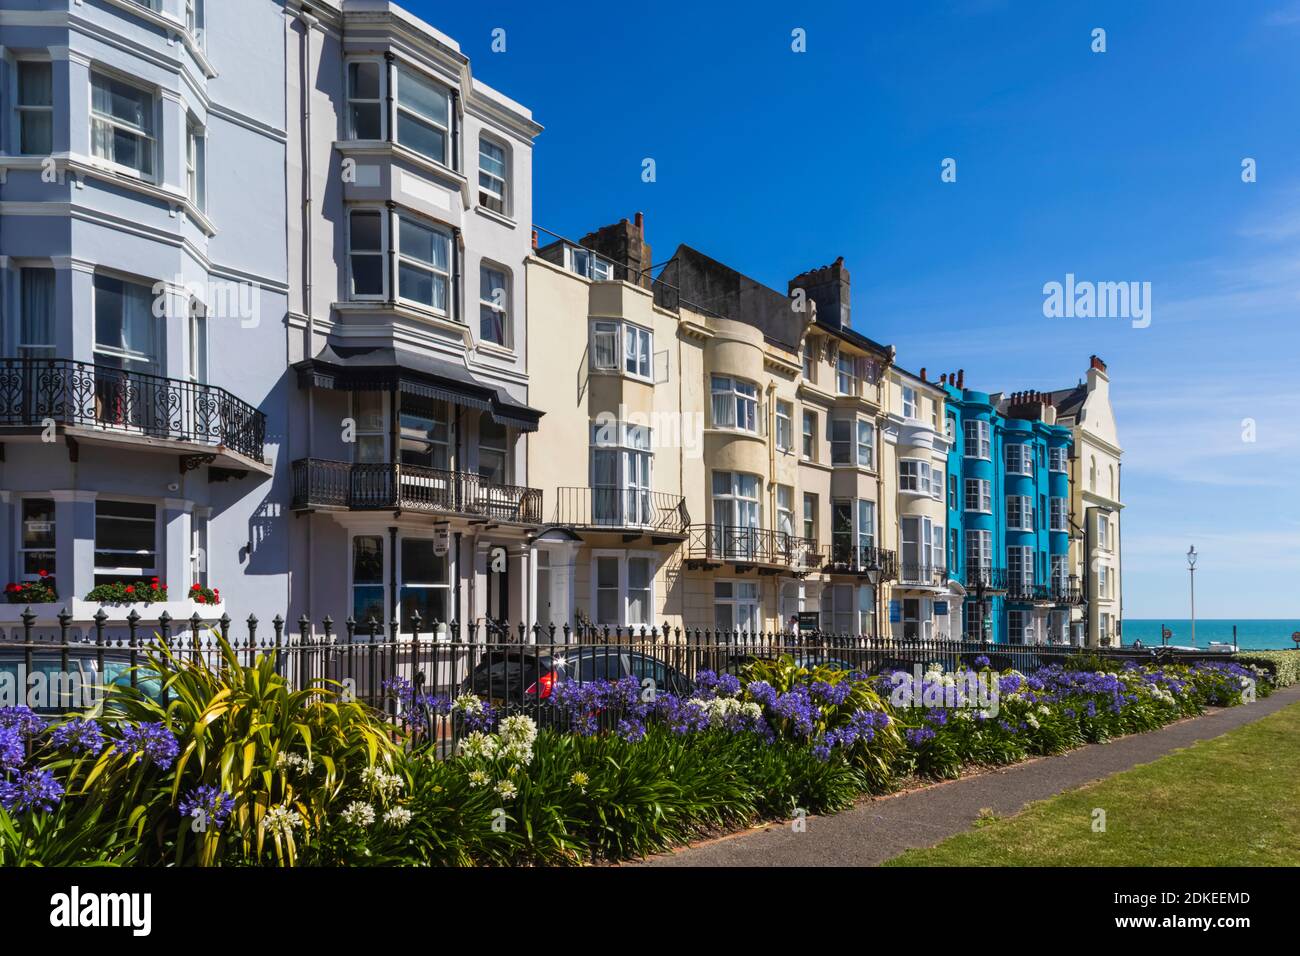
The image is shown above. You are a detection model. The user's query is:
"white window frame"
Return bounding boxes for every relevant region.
[714,579,760,634]
[1005,443,1032,476]
[623,323,652,380]
[836,354,856,395]
[1008,608,1032,645]
[1007,545,1034,589]
[591,320,620,371]
[964,478,991,513]
[856,418,874,468]
[352,391,389,463]
[591,421,654,527]
[803,493,818,541]
[710,375,759,433]
[901,384,918,420]
[89,69,157,181]
[346,58,386,140]
[394,63,451,167]
[899,458,933,495]
[478,134,509,215]
[479,262,511,347]
[1049,497,1067,532]
[930,466,943,502]
[93,499,159,585]
[963,418,991,459]
[186,120,205,209]
[347,208,387,300]
[590,550,657,628]
[801,410,817,461]
[1049,446,1068,473]
[188,298,207,384]
[966,529,992,571]
[18,497,56,581]
[1097,513,1110,550]
[775,400,793,452]
[1007,495,1033,531]
[831,418,853,465]
[566,245,614,281]
[395,212,453,315]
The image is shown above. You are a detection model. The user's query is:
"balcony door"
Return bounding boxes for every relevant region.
[591,422,652,527]
[92,274,159,431]
[711,470,760,560]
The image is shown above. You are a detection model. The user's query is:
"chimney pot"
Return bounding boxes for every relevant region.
[531,229,538,251]
[957,369,965,388]
[634,211,644,232]
[920,367,927,381]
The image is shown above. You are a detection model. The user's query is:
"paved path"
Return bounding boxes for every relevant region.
[638,684,1300,867]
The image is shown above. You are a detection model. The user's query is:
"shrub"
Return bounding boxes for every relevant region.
[1235,651,1300,689]
[84,579,168,604]
[4,572,58,604]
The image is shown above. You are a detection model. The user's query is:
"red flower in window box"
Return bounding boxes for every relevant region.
[7,577,59,603]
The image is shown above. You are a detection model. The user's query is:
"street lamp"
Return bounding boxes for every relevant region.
[1186,545,1198,648]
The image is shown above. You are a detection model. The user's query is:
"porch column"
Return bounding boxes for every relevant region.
[51,490,96,601]
[163,498,193,597]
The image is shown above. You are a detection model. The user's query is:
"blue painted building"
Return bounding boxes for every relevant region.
[941,375,1080,644]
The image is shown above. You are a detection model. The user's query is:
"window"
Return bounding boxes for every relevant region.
[836,354,856,395]
[16,61,53,155]
[1007,495,1033,531]
[802,410,817,461]
[186,121,205,209]
[831,419,852,465]
[714,581,760,633]
[396,214,452,313]
[1051,554,1068,592]
[1048,445,1067,472]
[478,137,508,213]
[1097,513,1110,550]
[902,597,931,641]
[899,459,933,495]
[395,64,450,165]
[1050,497,1067,532]
[711,376,758,432]
[1049,609,1068,644]
[628,557,652,626]
[93,274,157,373]
[567,246,614,281]
[964,478,991,513]
[191,511,208,589]
[399,538,450,630]
[624,324,652,379]
[966,529,992,571]
[591,321,619,371]
[478,413,508,484]
[347,61,384,139]
[348,209,385,298]
[94,500,157,586]
[1098,564,1109,598]
[19,498,55,579]
[821,584,874,636]
[856,419,874,468]
[711,471,760,559]
[776,485,794,537]
[91,72,155,178]
[1007,546,1033,590]
[399,394,449,468]
[592,422,653,526]
[945,414,955,441]
[775,401,793,452]
[479,264,509,346]
[831,501,853,560]
[900,515,940,579]
[18,268,54,359]
[931,466,944,502]
[803,493,817,541]
[185,0,203,36]
[802,340,817,381]
[351,536,385,624]
[964,419,990,459]
[352,392,387,463]
[902,385,918,420]
[188,300,207,383]
[1008,609,1031,645]
[1005,443,1032,475]
[857,499,875,551]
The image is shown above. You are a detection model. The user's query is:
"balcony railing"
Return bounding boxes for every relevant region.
[291,458,543,524]
[552,487,690,536]
[964,566,1009,592]
[824,544,899,580]
[1051,577,1085,606]
[896,563,949,587]
[0,357,266,461]
[686,524,822,571]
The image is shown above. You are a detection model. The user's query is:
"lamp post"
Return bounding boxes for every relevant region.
[1186,545,1198,648]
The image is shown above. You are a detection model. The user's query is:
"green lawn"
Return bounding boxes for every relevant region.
[885,701,1300,866]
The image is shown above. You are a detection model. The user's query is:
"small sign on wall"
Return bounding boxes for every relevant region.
[934,601,948,616]
[889,601,901,623]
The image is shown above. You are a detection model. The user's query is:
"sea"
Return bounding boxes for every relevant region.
[1122,619,1300,651]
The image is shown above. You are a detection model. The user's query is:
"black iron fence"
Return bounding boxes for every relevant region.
[0,357,266,461]
[552,486,689,535]
[0,609,1238,744]
[291,458,544,524]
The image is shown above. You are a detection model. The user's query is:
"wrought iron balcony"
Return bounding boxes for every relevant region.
[896,563,949,588]
[824,544,899,580]
[0,357,266,462]
[291,458,543,524]
[1006,577,1047,602]
[552,487,690,537]
[1050,576,1085,606]
[685,524,823,572]
[964,566,1008,592]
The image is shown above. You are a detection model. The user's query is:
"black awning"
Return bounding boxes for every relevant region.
[293,345,543,432]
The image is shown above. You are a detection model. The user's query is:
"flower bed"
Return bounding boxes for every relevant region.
[1233,651,1300,689]
[0,643,1275,867]
[83,578,168,605]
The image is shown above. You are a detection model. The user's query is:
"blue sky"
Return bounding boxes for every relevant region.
[408,0,1300,618]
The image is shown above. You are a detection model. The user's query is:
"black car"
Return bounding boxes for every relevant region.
[460,646,694,705]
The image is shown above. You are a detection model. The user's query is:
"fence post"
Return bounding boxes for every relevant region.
[272,613,284,677]
[127,608,140,691]
[189,611,202,660]
[94,608,107,688]
[57,607,72,711]
[246,614,258,669]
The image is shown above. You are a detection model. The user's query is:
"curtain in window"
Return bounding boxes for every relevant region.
[592,449,618,523]
[592,323,618,370]
[19,269,54,357]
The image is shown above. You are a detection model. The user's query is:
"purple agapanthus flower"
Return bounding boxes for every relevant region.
[178,784,235,830]
[906,726,936,746]
[49,718,106,756]
[115,721,179,770]
[973,655,991,668]
[0,706,46,737]
[0,768,63,814]
[0,725,23,771]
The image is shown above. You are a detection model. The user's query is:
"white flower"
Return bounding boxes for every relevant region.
[499,714,538,748]
[383,806,413,829]
[340,801,377,828]
[494,779,518,800]
[275,752,314,775]
[1026,715,1040,730]
[570,771,590,792]
[467,769,490,788]
[453,693,485,716]
[263,804,303,837]
[362,765,405,798]
[458,731,499,759]
[499,740,534,766]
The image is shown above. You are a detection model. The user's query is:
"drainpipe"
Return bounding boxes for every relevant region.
[296,5,318,624]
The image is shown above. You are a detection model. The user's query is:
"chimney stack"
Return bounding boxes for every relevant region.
[920,367,927,382]
[956,369,965,389]
[576,213,654,290]
[1090,354,1107,373]
[789,256,851,329]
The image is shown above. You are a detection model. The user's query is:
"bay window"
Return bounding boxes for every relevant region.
[352,392,387,463]
[568,246,614,280]
[93,274,157,374]
[900,515,940,581]
[832,499,878,564]
[966,529,992,573]
[831,419,852,464]
[395,63,451,165]
[1051,554,1069,593]
[1049,446,1068,472]
[396,214,452,314]
[399,395,449,468]
[899,459,933,494]
[347,209,385,299]
[821,584,874,637]
[711,376,758,432]
[347,60,384,139]
[964,419,990,459]
[711,471,760,559]
[1007,545,1033,592]
[477,413,508,484]
[964,478,991,513]
[624,324,652,379]
[1005,443,1032,475]
[591,321,619,370]
[1050,497,1067,532]
[1008,609,1032,645]
[16,61,53,156]
[1007,495,1033,531]
[91,71,155,178]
